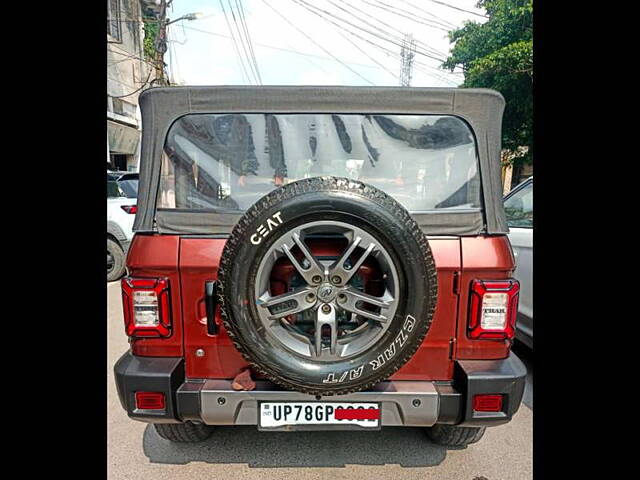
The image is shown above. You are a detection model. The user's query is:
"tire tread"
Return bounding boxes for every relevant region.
[426,424,486,447]
[153,422,213,442]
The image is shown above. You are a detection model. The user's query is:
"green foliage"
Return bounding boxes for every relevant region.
[143,18,159,62]
[443,0,533,166]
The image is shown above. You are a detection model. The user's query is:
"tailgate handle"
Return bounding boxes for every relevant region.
[205,280,218,335]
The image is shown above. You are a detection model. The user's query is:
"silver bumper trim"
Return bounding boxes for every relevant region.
[199,380,440,427]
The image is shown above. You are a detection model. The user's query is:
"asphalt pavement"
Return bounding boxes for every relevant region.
[107,280,533,480]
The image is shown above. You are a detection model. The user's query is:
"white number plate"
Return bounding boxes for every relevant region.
[259,402,380,428]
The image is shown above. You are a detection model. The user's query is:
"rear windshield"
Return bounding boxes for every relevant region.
[158,114,481,213]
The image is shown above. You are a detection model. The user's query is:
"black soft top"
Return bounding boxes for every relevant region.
[133,86,507,236]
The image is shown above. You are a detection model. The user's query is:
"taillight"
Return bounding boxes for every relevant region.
[473,394,503,412]
[121,277,171,337]
[135,392,165,410]
[468,279,519,340]
[121,205,137,214]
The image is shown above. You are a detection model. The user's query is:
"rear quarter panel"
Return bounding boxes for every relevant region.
[454,235,516,359]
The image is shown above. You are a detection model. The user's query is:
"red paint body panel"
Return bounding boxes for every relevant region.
[179,237,247,378]
[390,238,460,380]
[123,233,516,381]
[454,236,516,359]
[126,234,184,357]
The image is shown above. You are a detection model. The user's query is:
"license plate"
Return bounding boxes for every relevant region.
[259,402,380,429]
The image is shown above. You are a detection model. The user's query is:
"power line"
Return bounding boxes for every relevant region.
[400,0,457,28]
[109,67,154,98]
[292,0,398,82]
[219,0,253,84]
[349,0,466,73]
[333,0,452,61]
[107,47,156,70]
[261,0,376,86]
[292,0,460,85]
[359,0,449,33]
[292,0,456,86]
[368,0,455,31]
[180,22,458,84]
[294,0,448,65]
[424,0,488,18]
[236,0,263,84]
[181,25,385,69]
[227,0,260,84]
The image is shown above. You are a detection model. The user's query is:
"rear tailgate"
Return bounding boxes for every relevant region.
[178,236,461,381]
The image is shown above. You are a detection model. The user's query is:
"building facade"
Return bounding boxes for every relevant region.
[107,0,163,172]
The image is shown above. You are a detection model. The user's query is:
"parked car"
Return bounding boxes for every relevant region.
[107,171,138,281]
[114,86,526,448]
[504,176,533,348]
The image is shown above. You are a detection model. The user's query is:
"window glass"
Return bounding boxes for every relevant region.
[107,0,121,41]
[158,113,482,213]
[504,182,533,228]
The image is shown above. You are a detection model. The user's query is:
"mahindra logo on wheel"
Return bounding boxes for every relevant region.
[250,211,284,245]
[318,286,334,300]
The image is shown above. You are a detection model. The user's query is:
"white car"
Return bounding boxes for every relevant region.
[504,176,533,349]
[107,172,138,281]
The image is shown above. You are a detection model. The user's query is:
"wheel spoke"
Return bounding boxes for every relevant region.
[256,287,316,320]
[329,236,376,285]
[313,306,337,358]
[280,232,325,285]
[338,287,394,323]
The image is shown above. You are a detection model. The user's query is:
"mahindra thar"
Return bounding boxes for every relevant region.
[114,86,526,447]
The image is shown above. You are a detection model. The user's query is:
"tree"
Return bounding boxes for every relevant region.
[143,18,159,62]
[443,0,533,167]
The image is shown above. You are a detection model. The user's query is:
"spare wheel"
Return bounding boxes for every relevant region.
[218,177,438,396]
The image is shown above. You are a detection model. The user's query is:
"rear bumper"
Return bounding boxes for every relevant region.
[114,351,526,428]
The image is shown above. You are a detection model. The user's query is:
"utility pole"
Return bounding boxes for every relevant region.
[400,33,416,87]
[154,0,169,86]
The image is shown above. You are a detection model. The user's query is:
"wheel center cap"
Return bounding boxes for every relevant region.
[317,283,337,303]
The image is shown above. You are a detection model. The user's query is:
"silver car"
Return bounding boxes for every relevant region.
[504,177,533,349]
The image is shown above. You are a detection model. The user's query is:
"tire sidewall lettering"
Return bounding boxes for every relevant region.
[322,314,419,383]
[250,211,284,245]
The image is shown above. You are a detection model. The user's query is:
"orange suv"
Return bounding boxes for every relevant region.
[114,86,526,447]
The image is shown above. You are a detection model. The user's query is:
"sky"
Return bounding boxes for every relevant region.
[164,0,487,87]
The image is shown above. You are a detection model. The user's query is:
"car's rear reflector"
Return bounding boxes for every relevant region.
[468,279,520,340]
[135,391,165,410]
[473,394,503,412]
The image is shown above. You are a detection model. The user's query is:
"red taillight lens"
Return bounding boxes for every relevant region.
[121,277,171,337]
[135,391,165,410]
[120,205,137,214]
[473,394,503,412]
[468,279,519,340]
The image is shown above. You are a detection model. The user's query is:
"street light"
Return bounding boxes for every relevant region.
[166,12,203,26]
[154,12,202,86]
